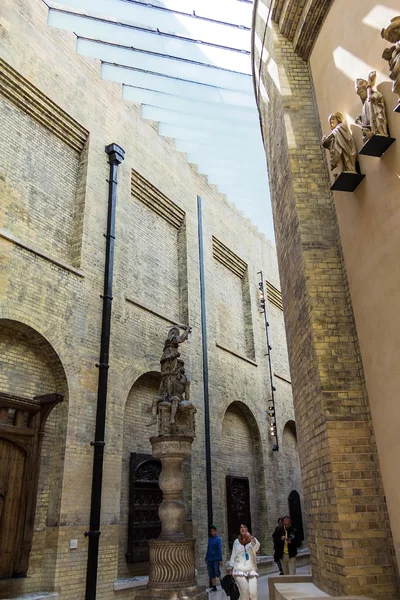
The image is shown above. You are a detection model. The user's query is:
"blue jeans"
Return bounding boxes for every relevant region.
[207,560,221,580]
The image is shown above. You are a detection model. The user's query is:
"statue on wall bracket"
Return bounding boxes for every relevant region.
[355,72,395,157]
[381,16,400,113]
[322,112,365,192]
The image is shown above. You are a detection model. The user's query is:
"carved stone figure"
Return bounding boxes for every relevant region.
[322,112,358,178]
[147,325,192,426]
[355,72,389,141]
[381,16,400,108]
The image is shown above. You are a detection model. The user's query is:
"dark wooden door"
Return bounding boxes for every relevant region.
[288,490,304,542]
[0,439,26,578]
[126,453,162,563]
[226,475,252,549]
[0,392,62,579]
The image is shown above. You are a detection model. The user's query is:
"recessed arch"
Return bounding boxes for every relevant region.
[218,401,266,552]
[118,370,162,578]
[0,318,68,580]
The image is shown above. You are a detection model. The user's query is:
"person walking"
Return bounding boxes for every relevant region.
[272,517,284,575]
[227,524,260,600]
[274,516,300,575]
[205,525,223,592]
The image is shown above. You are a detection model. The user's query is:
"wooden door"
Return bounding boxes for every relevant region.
[0,439,26,578]
[126,454,162,564]
[226,476,252,549]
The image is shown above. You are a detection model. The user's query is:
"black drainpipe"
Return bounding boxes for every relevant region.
[197,195,213,528]
[85,143,125,600]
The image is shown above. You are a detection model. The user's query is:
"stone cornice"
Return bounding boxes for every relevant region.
[131,169,185,229]
[0,58,88,153]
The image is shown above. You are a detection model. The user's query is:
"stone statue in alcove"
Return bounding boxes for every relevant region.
[322,112,358,178]
[355,72,389,141]
[381,16,400,110]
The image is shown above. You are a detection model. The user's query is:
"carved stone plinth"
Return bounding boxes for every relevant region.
[151,435,193,540]
[148,539,196,589]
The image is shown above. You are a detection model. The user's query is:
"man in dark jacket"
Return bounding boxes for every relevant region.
[272,517,284,575]
[205,525,223,592]
[274,516,300,575]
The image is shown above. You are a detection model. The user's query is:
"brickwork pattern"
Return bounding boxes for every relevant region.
[254,5,398,597]
[0,97,83,266]
[0,0,302,597]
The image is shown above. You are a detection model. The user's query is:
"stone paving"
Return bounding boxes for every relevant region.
[207,566,311,599]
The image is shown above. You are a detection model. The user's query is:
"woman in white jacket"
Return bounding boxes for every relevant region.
[227,524,260,600]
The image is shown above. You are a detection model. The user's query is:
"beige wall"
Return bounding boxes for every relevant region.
[310,0,400,568]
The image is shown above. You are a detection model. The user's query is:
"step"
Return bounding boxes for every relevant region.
[3,593,59,600]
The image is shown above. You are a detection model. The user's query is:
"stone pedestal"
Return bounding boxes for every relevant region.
[138,431,206,600]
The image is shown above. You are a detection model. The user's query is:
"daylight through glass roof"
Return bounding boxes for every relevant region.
[46,0,272,240]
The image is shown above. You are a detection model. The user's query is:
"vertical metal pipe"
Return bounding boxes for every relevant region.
[258,271,279,451]
[197,195,213,528]
[85,143,125,600]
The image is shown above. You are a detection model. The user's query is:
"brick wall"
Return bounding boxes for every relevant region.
[0,97,83,266]
[0,0,302,596]
[253,2,399,596]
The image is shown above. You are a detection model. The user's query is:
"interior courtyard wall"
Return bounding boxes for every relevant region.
[309,0,400,567]
[0,0,302,597]
[253,0,399,596]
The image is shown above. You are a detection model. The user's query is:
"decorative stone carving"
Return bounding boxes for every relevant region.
[139,331,206,600]
[322,112,358,177]
[381,16,400,112]
[355,72,389,140]
[148,539,197,589]
[322,113,365,192]
[151,435,192,541]
[147,325,195,433]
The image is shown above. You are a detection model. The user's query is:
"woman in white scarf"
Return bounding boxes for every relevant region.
[227,524,260,600]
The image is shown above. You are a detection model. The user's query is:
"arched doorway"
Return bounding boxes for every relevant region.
[220,402,265,551]
[0,319,68,579]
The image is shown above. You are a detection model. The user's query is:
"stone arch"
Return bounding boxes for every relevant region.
[0,319,68,580]
[218,401,266,555]
[118,371,161,578]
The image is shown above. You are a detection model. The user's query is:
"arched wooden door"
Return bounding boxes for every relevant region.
[0,392,62,579]
[0,439,26,578]
[288,490,304,542]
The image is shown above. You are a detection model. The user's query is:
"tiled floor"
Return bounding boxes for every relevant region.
[207,566,311,599]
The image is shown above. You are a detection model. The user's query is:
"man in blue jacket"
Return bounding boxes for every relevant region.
[205,525,223,592]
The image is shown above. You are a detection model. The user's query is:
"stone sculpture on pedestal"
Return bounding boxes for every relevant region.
[138,325,206,600]
[322,112,364,191]
[381,16,400,113]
